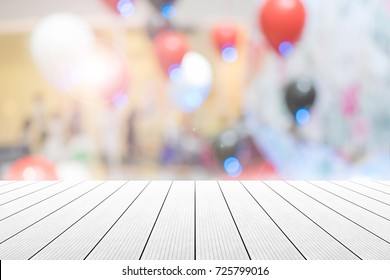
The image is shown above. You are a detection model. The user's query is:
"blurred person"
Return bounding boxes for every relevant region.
[125,110,138,162]
[30,93,47,153]
[99,105,123,178]
[20,119,32,154]
[65,102,94,164]
[160,113,181,165]
[42,113,65,162]
[67,101,83,141]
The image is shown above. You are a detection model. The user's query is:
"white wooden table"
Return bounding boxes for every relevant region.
[0,180,389,260]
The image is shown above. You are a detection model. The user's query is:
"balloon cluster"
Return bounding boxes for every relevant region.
[153,29,213,112]
[246,1,390,179]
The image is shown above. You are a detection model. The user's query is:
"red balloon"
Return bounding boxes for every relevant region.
[153,30,190,74]
[5,156,58,180]
[102,0,120,14]
[259,0,306,54]
[211,22,238,51]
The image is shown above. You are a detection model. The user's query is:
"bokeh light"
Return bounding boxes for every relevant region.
[221,46,238,63]
[278,41,294,57]
[295,108,311,125]
[117,0,136,17]
[168,64,183,82]
[223,156,242,177]
[169,82,209,112]
[183,88,204,111]
[161,3,176,19]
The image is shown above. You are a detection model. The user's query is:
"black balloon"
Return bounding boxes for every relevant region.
[284,77,316,116]
[148,0,177,11]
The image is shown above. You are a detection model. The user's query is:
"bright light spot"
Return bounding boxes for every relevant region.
[181,52,213,88]
[278,41,294,57]
[224,157,242,177]
[295,108,311,125]
[280,0,296,9]
[169,64,183,83]
[221,46,238,63]
[297,77,312,93]
[161,3,176,19]
[23,167,37,180]
[117,0,136,17]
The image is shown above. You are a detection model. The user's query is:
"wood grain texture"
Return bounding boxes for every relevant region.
[0,180,389,260]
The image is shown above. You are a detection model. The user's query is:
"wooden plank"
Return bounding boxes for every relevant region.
[220,181,304,259]
[350,180,390,195]
[376,181,390,187]
[0,181,102,243]
[0,181,14,187]
[307,181,390,221]
[0,181,37,195]
[86,181,172,260]
[0,181,124,259]
[141,181,194,260]
[287,181,390,242]
[0,181,58,205]
[265,181,390,259]
[196,181,249,260]
[331,181,390,205]
[241,181,358,260]
[0,181,83,221]
[31,181,148,260]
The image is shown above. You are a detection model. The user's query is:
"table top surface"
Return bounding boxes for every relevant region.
[0,180,389,260]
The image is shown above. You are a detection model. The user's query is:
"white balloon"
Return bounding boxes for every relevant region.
[168,51,213,112]
[30,13,96,91]
[181,51,213,88]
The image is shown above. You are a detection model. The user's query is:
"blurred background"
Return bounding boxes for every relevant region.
[0,0,389,180]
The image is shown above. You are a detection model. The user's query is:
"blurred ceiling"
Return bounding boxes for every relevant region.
[0,0,261,33]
